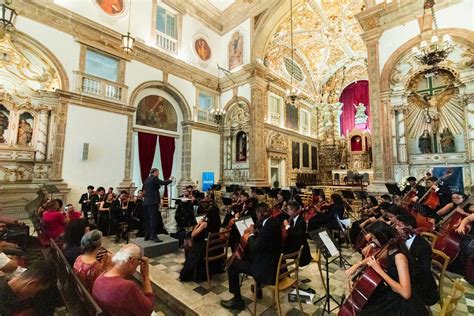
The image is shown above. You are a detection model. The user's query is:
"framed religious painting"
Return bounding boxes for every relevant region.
[94,0,125,16]
[285,103,299,130]
[302,143,309,168]
[292,141,300,169]
[135,95,178,132]
[311,146,318,170]
[228,31,243,70]
[193,36,212,62]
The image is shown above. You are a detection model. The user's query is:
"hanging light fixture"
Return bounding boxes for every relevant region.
[285,0,300,106]
[412,0,454,66]
[121,0,135,54]
[0,1,17,30]
[210,108,226,125]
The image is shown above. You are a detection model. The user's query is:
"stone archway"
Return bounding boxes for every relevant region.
[129,81,193,188]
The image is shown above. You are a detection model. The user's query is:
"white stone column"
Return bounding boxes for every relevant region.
[35,109,49,161]
[47,111,57,161]
[396,109,408,163]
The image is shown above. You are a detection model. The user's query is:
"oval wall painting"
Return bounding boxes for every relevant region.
[96,0,124,15]
[194,38,212,61]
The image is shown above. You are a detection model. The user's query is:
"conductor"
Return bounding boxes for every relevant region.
[142,168,174,242]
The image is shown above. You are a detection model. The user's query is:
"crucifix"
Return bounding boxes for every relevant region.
[417,73,446,153]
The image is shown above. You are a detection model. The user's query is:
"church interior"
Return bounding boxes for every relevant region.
[0,0,474,315]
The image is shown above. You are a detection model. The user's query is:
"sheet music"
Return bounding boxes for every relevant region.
[235,217,254,236]
[318,231,339,257]
[195,215,205,223]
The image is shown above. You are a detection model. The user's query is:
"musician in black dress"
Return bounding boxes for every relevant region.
[220,203,282,311]
[395,215,439,307]
[345,221,427,316]
[179,201,222,282]
[307,193,345,233]
[98,192,114,236]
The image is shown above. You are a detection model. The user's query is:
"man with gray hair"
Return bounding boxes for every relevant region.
[142,168,174,242]
[92,244,154,315]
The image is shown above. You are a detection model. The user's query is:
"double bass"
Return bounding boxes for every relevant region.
[434,194,474,262]
[400,173,430,210]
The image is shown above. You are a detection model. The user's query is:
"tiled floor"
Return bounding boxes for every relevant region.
[103,223,474,316]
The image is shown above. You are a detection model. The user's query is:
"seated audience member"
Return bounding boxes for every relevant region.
[65,204,82,221]
[283,201,312,267]
[179,201,222,282]
[92,244,154,316]
[0,260,57,316]
[42,200,69,240]
[74,230,111,292]
[63,218,89,266]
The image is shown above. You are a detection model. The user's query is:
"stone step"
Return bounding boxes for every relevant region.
[131,235,179,258]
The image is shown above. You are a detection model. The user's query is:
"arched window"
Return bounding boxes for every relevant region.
[236,131,247,162]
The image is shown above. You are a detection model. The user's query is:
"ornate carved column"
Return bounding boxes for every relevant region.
[178,120,193,189]
[248,75,267,186]
[50,100,68,180]
[465,94,474,161]
[362,30,387,191]
[35,108,49,161]
[332,102,343,141]
[117,114,135,191]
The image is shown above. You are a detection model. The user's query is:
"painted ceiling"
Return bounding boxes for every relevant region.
[265,0,368,101]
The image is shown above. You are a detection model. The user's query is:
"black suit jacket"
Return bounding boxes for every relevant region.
[78,193,91,212]
[142,176,172,206]
[283,215,311,266]
[409,236,439,306]
[248,217,282,285]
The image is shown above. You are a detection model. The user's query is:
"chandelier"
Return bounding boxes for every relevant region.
[210,108,226,125]
[121,0,135,54]
[285,0,300,106]
[412,0,454,66]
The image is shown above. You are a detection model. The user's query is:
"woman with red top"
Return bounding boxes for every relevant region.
[74,230,112,292]
[42,200,69,240]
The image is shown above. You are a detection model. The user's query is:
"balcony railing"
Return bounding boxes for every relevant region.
[268,112,281,126]
[74,71,128,104]
[156,32,178,54]
[194,107,217,125]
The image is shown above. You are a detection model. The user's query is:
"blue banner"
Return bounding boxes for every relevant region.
[432,167,464,194]
[202,172,215,192]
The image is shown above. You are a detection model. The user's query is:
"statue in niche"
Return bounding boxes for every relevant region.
[236,131,247,162]
[354,103,368,126]
[440,127,455,153]
[0,105,9,143]
[17,113,34,146]
[351,136,363,151]
[418,129,432,154]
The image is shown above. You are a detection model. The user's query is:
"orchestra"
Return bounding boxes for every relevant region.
[25,171,472,315]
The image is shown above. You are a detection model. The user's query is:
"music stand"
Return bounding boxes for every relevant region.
[385,182,402,200]
[341,190,355,200]
[43,184,60,200]
[309,228,343,314]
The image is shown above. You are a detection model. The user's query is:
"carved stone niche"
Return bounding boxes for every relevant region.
[267,131,288,153]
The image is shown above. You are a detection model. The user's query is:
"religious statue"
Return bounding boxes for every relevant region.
[418,129,432,154]
[236,131,247,162]
[440,127,455,153]
[17,119,33,145]
[354,102,368,125]
[351,136,363,151]
[0,110,8,143]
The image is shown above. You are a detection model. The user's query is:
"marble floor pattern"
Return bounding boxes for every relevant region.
[103,219,474,316]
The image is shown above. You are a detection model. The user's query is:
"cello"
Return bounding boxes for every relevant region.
[400,173,430,210]
[434,193,474,263]
[339,238,398,316]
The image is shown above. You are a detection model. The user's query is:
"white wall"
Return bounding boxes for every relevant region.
[62,104,127,206]
[191,129,220,190]
[125,60,164,100]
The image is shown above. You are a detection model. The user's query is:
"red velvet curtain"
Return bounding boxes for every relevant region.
[138,132,158,184]
[159,135,175,197]
[339,80,370,135]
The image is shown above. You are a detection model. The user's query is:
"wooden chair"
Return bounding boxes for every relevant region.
[311,248,327,292]
[252,246,304,316]
[204,230,229,290]
[420,231,438,247]
[439,278,466,316]
[431,248,450,306]
[161,196,170,218]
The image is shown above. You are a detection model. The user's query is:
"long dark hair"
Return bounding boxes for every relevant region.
[206,203,222,233]
[331,194,343,205]
[64,218,88,248]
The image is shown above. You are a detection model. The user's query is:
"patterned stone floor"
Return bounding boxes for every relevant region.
[103,227,474,316]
